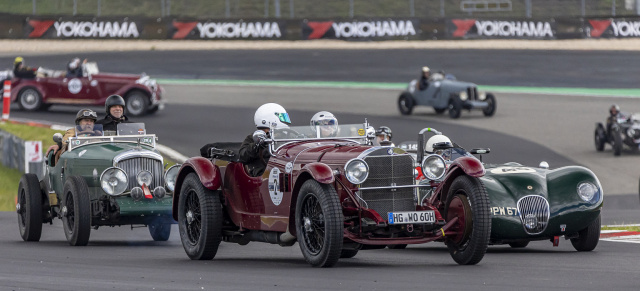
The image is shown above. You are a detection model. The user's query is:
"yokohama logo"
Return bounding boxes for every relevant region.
[171,21,282,39]
[55,21,139,38]
[452,19,553,38]
[306,20,416,39]
[589,19,640,37]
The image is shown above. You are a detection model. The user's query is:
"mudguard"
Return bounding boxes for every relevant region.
[171,157,221,220]
[10,82,47,103]
[300,162,334,184]
[450,156,485,177]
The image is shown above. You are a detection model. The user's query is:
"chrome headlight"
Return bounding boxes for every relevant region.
[164,165,180,192]
[100,167,128,196]
[577,182,599,202]
[421,154,446,181]
[459,90,468,101]
[136,170,153,186]
[478,92,487,100]
[345,159,369,185]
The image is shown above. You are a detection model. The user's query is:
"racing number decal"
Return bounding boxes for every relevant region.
[68,78,82,94]
[268,168,283,206]
[489,167,536,174]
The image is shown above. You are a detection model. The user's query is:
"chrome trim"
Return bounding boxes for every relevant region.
[113,150,163,166]
[359,184,430,190]
[99,166,129,196]
[356,146,387,159]
[516,195,550,235]
[344,158,369,185]
[273,138,361,152]
[68,134,157,151]
[164,164,181,192]
[421,154,446,181]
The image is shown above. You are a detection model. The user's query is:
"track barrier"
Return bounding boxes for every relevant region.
[2,80,10,121]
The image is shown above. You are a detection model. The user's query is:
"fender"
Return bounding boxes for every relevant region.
[171,157,221,220]
[450,156,485,177]
[300,162,334,184]
[114,84,151,100]
[10,81,47,103]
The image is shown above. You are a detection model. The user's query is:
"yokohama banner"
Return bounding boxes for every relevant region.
[169,20,286,39]
[586,18,640,38]
[448,19,556,39]
[25,18,143,39]
[302,19,420,40]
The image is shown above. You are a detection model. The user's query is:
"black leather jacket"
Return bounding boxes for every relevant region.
[96,114,130,131]
[238,134,271,177]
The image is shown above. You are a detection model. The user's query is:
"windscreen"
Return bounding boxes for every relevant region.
[271,124,368,148]
[117,123,146,135]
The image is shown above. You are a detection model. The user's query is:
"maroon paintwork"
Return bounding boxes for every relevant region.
[173,139,486,245]
[10,71,162,110]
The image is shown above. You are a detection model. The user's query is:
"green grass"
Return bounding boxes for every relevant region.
[602,225,640,232]
[0,164,22,211]
[0,122,65,150]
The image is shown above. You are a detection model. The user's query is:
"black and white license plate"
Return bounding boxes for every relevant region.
[388,211,435,224]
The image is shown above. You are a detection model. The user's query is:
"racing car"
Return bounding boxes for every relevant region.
[172,123,493,267]
[8,62,163,116]
[16,123,178,246]
[397,72,496,118]
[595,111,640,156]
[398,130,602,251]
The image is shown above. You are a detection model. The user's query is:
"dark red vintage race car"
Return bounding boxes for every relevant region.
[171,124,491,267]
[8,62,163,116]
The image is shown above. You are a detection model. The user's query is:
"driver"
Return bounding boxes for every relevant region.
[310,111,339,138]
[97,95,131,132]
[606,104,622,136]
[55,109,99,164]
[418,66,431,91]
[239,103,291,177]
[425,134,453,161]
[374,126,394,146]
[13,57,37,79]
[66,57,86,78]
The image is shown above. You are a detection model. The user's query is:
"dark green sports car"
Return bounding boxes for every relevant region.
[16,123,179,246]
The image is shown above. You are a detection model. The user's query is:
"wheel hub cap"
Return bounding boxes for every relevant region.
[61,206,68,217]
[15,203,21,214]
[303,217,312,233]
[186,210,194,225]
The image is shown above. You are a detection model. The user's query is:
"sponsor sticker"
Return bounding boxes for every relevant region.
[285,162,293,173]
[304,20,417,40]
[68,78,82,94]
[268,168,283,206]
[357,128,365,136]
[489,167,536,174]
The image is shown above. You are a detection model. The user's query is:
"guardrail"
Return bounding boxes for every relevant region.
[0,129,43,179]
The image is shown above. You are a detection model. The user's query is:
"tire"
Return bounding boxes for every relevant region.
[62,176,91,246]
[612,129,622,156]
[147,105,160,114]
[295,180,343,267]
[434,108,446,114]
[397,92,414,115]
[570,214,600,252]
[387,244,408,249]
[508,241,530,248]
[482,93,497,117]
[594,124,606,152]
[443,175,491,265]
[18,87,43,111]
[125,91,150,117]
[340,249,359,259]
[178,173,223,260]
[448,95,462,119]
[17,174,43,242]
[149,223,172,241]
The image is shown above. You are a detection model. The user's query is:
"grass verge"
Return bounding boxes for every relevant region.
[602,225,640,232]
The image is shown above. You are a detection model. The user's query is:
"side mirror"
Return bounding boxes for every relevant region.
[539,161,549,169]
[53,133,63,144]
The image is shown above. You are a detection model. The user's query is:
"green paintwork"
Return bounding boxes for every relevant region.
[481,164,602,242]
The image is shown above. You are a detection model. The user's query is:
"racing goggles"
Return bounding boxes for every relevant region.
[275,112,291,124]
[312,118,336,126]
[80,110,97,118]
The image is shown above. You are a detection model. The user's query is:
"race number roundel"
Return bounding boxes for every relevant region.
[68,78,82,94]
[268,168,283,206]
[489,167,536,174]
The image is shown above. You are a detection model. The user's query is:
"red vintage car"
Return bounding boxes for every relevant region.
[172,124,491,267]
[8,62,163,116]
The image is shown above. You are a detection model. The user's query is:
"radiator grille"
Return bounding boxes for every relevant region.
[117,157,164,191]
[516,195,550,235]
[360,154,415,218]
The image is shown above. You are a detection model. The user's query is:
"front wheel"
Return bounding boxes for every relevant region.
[508,241,530,248]
[340,249,359,259]
[17,174,43,242]
[18,87,43,111]
[125,91,150,116]
[594,124,606,151]
[613,129,622,156]
[443,175,491,265]
[178,173,223,260]
[448,95,462,119]
[62,176,91,246]
[296,180,343,267]
[149,223,172,241]
[434,108,447,114]
[397,92,414,115]
[570,214,600,252]
[482,93,497,117]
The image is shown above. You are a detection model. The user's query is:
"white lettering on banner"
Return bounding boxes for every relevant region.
[197,22,281,38]
[611,21,640,37]
[332,20,416,38]
[475,21,553,37]
[53,21,139,38]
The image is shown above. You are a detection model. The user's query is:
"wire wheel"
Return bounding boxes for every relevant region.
[184,189,202,245]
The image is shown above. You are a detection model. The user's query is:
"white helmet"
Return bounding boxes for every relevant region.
[69,58,80,70]
[310,111,338,137]
[254,103,291,129]
[425,135,452,153]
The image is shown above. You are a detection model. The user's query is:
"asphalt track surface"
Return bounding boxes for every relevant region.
[2,49,640,290]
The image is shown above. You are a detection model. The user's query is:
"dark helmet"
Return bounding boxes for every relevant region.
[375,126,392,140]
[105,94,126,115]
[75,109,97,125]
[610,104,620,116]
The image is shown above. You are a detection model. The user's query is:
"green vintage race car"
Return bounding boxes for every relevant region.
[16,123,179,246]
[399,129,603,251]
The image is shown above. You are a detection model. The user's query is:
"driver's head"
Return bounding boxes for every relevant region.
[68,58,80,70]
[14,56,23,69]
[425,134,452,154]
[254,103,291,132]
[610,104,620,116]
[310,111,338,137]
[375,126,392,143]
[75,108,97,131]
[422,66,431,78]
[105,95,126,118]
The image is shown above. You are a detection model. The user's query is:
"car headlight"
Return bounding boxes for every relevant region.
[345,159,369,185]
[100,167,128,196]
[164,165,180,192]
[459,90,468,101]
[421,154,446,181]
[136,170,153,186]
[478,92,486,100]
[577,182,599,202]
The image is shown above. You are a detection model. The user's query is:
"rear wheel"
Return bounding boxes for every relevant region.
[612,129,622,156]
[17,174,43,242]
[125,91,149,116]
[62,176,91,246]
[149,223,172,241]
[434,108,446,114]
[570,214,600,252]
[397,92,414,115]
[296,180,343,267]
[178,173,223,260]
[18,87,42,111]
[508,241,530,248]
[482,93,497,117]
[594,124,606,151]
[448,95,462,119]
[443,175,491,265]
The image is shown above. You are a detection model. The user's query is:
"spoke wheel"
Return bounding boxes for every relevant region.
[62,176,91,246]
[17,174,43,242]
[178,173,222,260]
[125,91,149,116]
[397,92,414,115]
[18,88,42,111]
[296,180,343,267]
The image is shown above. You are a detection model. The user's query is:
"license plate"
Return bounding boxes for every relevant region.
[388,211,435,224]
